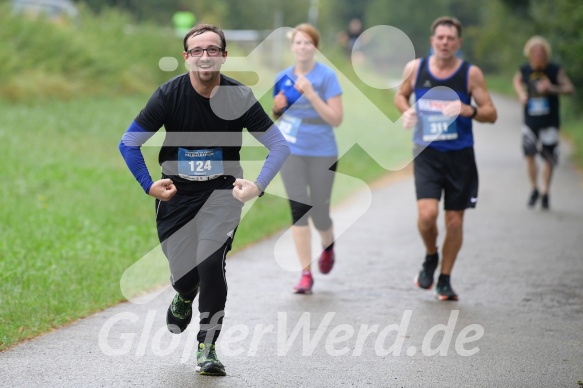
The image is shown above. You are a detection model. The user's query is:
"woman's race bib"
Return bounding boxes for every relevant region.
[278,115,302,144]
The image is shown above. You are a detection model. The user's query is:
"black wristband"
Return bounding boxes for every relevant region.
[254,181,265,197]
[470,105,478,118]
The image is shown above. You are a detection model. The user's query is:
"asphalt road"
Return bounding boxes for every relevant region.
[1,94,582,387]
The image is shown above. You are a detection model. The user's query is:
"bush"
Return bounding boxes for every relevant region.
[0,3,185,102]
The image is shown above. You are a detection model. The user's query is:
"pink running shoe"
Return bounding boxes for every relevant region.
[318,249,335,274]
[292,273,314,294]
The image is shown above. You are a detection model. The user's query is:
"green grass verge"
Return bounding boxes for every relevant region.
[0,96,158,348]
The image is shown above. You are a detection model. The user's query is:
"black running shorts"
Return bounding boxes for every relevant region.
[413,145,479,210]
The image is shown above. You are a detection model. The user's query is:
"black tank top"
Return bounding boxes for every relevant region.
[520,63,560,129]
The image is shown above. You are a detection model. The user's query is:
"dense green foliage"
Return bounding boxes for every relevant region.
[74,0,582,83]
[4,0,581,105]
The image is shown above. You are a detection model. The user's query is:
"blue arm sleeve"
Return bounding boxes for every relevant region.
[253,125,290,192]
[118,121,156,194]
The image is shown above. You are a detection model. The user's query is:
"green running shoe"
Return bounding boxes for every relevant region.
[196,343,226,376]
[166,293,193,334]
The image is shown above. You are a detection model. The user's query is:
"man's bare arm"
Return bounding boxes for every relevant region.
[394,59,418,113]
[555,68,575,95]
[468,66,497,123]
[394,59,420,129]
[513,71,528,105]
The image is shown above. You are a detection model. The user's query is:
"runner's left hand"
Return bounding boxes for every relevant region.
[232,178,262,203]
[295,75,315,98]
[442,100,463,117]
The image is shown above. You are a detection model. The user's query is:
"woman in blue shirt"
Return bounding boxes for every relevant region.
[272,23,343,294]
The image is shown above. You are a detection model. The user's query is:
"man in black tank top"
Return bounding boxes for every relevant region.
[512,36,574,210]
[395,16,497,301]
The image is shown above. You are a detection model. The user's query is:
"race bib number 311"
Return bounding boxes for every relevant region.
[421,115,458,142]
[418,98,458,142]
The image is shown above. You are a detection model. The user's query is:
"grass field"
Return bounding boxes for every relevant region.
[0,96,156,348]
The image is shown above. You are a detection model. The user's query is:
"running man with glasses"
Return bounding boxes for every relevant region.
[119,24,289,376]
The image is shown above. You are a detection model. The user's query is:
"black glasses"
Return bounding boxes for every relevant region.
[187,46,223,57]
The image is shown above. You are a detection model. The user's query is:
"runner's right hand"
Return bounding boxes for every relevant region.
[273,90,288,114]
[148,178,177,201]
[402,108,418,129]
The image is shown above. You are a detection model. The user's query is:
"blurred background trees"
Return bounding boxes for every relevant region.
[75,0,582,97]
[2,0,581,105]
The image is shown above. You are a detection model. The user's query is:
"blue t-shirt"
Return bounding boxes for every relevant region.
[273,62,342,157]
